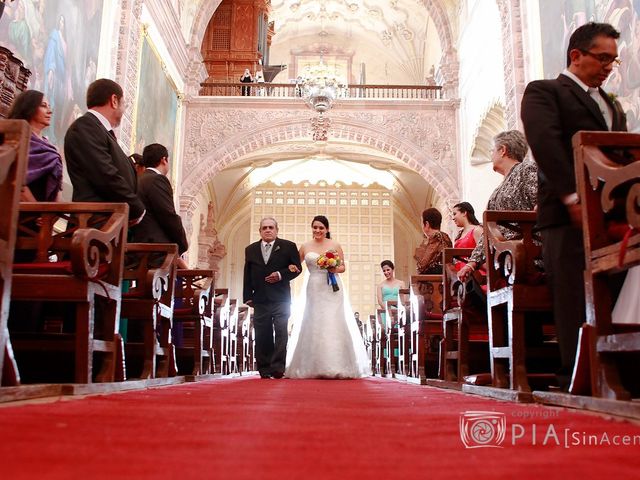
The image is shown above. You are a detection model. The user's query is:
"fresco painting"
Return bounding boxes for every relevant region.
[539,0,640,131]
[0,0,103,146]
[134,35,178,171]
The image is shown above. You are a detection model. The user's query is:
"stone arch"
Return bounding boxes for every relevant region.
[181,117,459,208]
[470,101,507,165]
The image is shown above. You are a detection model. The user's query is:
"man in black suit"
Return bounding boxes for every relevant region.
[64,78,145,223]
[132,143,188,256]
[243,218,301,379]
[521,22,627,388]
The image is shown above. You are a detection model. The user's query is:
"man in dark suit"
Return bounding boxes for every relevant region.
[132,143,188,256]
[243,218,301,379]
[64,78,145,223]
[521,22,627,388]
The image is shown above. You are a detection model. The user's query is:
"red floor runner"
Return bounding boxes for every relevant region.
[0,377,639,479]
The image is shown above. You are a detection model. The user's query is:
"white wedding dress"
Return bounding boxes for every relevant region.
[285,252,371,378]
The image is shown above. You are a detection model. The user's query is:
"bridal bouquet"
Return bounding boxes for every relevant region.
[317,250,342,292]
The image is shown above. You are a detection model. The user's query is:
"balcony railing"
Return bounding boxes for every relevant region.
[199,82,443,100]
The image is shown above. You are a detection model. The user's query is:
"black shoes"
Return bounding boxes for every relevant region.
[259,372,271,379]
[271,372,284,379]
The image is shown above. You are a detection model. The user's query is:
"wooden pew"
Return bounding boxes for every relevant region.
[361,313,373,370]
[214,289,230,375]
[0,120,29,386]
[10,203,128,384]
[441,248,488,386]
[240,306,253,373]
[482,210,559,400]
[385,299,399,377]
[408,275,443,384]
[376,307,391,377]
[572,131,640,402]
[227,298,239,374]
[369,314,381,376]
[396,289,411,379]
[173,269,215,377]
[121,243,178,379]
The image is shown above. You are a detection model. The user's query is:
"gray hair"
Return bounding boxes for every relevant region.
[259,217,279,230]
[494,130,529,162]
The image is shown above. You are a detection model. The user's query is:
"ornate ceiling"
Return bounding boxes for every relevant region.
[269,0,442,85]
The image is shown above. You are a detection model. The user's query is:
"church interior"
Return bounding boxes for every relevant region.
[1,0,640,477]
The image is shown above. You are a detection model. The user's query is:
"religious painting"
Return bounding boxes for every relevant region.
[538,0,640,132]
[133,35,178,170]
[0,0,103,146]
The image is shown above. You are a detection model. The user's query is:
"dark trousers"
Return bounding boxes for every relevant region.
[252,301,290,375]
[541,225,586,384]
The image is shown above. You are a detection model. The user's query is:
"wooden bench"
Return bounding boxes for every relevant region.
[385,299,399,377]
[227,299,239,374]
[369,313,382,376]
[121,243,178,379]
[10,202,128,383]
[0,120,29,386]
[483,210,559,397]
[396,289,411,378]
[573,131,640,400]
[441,248,488,384]
[173,269,215,376]
[376,307,391,377]
[408,275,443,384]
[214,288,230,375]
[240,306,253,373]
[361,313,373,370]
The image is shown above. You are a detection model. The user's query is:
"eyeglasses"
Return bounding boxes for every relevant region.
[578,49,621,66]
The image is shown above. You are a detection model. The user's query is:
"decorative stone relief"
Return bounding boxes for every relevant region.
[181,101,460,205]
[496,0,526,129]
[197,202,227,279]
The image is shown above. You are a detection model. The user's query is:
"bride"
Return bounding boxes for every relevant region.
[285,215,371,378]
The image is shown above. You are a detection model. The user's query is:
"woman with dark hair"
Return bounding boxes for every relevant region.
[286,215,371,378]
[8,89,63,202]
[376,260,405,325]
[452,201,482,248]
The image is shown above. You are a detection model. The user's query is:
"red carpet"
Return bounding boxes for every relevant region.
[0,377,639,479]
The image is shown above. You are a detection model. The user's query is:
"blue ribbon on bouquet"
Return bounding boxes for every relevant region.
[327,272,340,292]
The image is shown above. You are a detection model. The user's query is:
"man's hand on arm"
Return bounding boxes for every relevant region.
[265,271,281,283]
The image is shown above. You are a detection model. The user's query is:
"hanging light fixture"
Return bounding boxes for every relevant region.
[300,55,347,142]
[300,56,348,113]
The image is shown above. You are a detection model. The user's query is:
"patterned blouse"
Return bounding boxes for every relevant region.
[415,230,453,274]
[469,161,538,266]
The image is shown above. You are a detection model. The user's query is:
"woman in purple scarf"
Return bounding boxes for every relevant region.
[8,90,63,201]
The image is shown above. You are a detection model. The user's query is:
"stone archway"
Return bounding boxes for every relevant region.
[180,103,460,218]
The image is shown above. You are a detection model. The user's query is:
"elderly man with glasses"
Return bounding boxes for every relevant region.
[520,22,628,390]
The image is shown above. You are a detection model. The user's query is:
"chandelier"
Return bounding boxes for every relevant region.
[300,60,348,112]
[299,57,348,141]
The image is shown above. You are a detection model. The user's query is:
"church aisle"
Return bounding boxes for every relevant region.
[0,376,638,479]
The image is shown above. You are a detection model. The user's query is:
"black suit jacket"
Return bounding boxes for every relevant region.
[243,238,302,305]
[521,74,627,229]
[132,169,188,254]
[64,112,145,219]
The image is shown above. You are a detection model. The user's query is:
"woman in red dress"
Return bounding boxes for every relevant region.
[452,202,482,271]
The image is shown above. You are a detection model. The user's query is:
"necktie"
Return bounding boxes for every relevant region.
[263,243,271,263]
[108,129,117,140]
[588,88,612,130]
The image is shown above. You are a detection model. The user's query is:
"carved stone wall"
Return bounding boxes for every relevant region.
[181,100,459,196]
[496,0,526,129]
